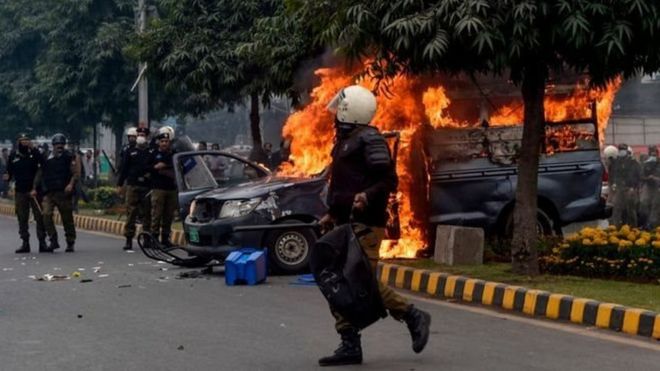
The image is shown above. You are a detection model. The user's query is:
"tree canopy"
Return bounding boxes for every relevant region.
[131,0,321,147]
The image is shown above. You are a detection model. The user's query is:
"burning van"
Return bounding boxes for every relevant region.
[422,114,611,238]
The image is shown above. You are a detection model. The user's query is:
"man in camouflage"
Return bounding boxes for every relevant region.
[610,143,641,227]
[5,133,48,253]
[40,133,81,252]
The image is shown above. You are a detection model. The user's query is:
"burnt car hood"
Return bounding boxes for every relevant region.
[197,176,325,200]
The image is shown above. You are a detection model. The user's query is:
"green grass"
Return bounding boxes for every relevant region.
[388,259,660,313]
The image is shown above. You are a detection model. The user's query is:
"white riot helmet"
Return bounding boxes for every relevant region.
[126,127,138,137]
[327,85,377,125]
[603,145,618,159]
[158,125,175,139]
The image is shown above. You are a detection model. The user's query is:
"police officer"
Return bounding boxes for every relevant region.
[117,127,153,250]
[642,145,660,228]
[317,85,431,366]
[117,127,138,175]
[40,133,80,252]
[149,131,178,247]
[610,143,641,227]
[4,133,48,253]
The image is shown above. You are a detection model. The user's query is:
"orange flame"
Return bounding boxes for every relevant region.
[281,66,621,258]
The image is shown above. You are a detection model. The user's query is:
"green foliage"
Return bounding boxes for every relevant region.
[540,226,660,280]
[130,0,320,116]
[294,0,660,86]
[87,186,121,209]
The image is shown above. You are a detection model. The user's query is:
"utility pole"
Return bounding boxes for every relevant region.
[138,0,149,130]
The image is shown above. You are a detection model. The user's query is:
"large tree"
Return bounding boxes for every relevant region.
[293,0,660,274]
[131,0,320,153]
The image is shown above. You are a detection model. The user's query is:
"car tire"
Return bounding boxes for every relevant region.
[265,220,317,274]
[503,208,560,238]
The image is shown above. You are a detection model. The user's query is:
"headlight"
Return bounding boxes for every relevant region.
[189,200,197,216]
[219,198,261,219]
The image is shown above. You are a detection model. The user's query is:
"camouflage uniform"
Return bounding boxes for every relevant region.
[610,155,641,227]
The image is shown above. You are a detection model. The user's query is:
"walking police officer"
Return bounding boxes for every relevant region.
[117,127,152,250]
[117,127,138,175]
[40,133,80,252]
[317,85,431,366]
[4,133,48,253]
[149,130,178,247]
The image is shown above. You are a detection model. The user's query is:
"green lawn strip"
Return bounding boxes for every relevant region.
[388,259,660,313]
[75,209,184,231]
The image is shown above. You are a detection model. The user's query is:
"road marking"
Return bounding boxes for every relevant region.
[400,292,660,352]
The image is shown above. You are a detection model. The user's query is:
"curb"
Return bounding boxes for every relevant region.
[0,203,186,245]
[376,263,660,341]
[2,202,658,340]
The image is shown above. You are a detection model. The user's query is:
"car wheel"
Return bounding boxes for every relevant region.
[265,221,316,274]
[503,208,559,237]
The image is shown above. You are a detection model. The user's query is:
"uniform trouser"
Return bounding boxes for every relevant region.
[647,189,660,228]
[611,187,638,227]
[14,192,45,241]
[333,223,411,333]
[124,185,152,239]
[43,191,76,244]
[151,189,177,238]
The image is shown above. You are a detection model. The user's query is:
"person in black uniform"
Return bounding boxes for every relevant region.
[117,127,153,250]
[4,133,48,253]
[40,133,80,252]
[117,127,138,176]
[148,132,178,247]
[317,85,431,367]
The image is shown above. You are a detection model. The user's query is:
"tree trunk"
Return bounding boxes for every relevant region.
[510,63,547,276]
[249,92,262,149]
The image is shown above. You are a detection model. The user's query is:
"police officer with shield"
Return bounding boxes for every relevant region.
[5,133,48,253]
[117,127,153,250]
[316,85,431,366]
[40,133,80,252]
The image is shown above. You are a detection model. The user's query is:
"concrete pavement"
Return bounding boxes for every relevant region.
[0,215,659,370]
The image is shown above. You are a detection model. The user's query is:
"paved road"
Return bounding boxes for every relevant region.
[0,216,659,371]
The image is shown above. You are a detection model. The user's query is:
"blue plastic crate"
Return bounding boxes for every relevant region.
[225,248,267,286]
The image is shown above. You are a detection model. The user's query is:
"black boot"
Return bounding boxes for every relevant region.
[318,329,362,367]
[65,242,75,253]
[15,240,30,254]
[123,237,133,251]
[161,234,173,248]
[38,239,49,252]
[403,306,431,354]
[46,237,59,252]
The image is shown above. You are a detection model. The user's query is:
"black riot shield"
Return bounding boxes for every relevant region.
[309,224,387,329]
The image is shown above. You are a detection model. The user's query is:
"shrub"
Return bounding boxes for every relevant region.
[86,186,121,209]
[539,226,660,280]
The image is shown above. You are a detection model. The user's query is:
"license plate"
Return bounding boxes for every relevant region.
[188,228,199,243]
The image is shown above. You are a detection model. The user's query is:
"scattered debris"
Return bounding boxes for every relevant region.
[2,268,13,272]
[72,271,81,278]
[53,267,62,271]
[117,284,132,289]
[81,279,93,283]
[98,274,109,278]
[159,267,168,272]
[280,323,286,328]
[176,271,204,279]
[92,267,101,273]
[125,250,135,254]
[177,345,184,351]
[31,274,70,282]
[77,268,86,271]
[77,314,83,319]
[157,261,166,265]
[128,263,134,267]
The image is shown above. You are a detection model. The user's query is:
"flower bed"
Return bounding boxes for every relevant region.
[539,225,660,280]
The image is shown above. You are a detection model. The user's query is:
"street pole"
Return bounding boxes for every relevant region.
[138,0,149,130]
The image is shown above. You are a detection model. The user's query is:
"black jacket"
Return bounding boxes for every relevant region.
[148,149,176,190]
[7,147,43,193]
[117,146,152,187]
[327,125,397,227]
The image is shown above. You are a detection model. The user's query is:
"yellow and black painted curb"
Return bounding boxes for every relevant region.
[0,203,186,245]
[3,202,658,340]
[376,263,660,340]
